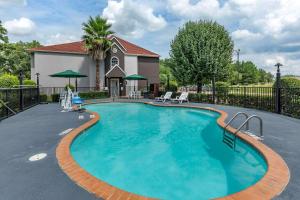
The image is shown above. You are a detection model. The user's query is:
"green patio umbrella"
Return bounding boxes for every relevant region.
[124,74,148,91]
[49,70,88,91]
[124,74,147,80]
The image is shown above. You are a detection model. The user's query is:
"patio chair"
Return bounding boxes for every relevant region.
[128,91,135,99]
[59,91,67,105]
[171,92,189,104]
[155,92,173,103]
[136,91,142,99]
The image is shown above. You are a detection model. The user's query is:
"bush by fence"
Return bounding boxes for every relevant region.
[47,91,109,103]
[184,86,300,118]
[78,91,109,99]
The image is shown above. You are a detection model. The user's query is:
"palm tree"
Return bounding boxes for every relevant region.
[82,16,114,90]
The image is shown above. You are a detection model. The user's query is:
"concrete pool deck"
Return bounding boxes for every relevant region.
[0,104,99,200]
[0,101,299,199]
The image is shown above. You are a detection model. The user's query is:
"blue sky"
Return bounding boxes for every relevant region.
[1,0,300,75]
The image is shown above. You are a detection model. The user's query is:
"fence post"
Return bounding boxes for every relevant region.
[212,75,216,104]
[19,71,24,111]
[5,89,9,117]
[36,73,40,103]
[275,63,282,114]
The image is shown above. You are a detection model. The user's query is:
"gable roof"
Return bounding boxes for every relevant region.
[29,35,159,57]
[105,65,126,78]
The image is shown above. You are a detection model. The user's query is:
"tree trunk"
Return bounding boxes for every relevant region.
[95,59,100,91]
[197,80,202,93]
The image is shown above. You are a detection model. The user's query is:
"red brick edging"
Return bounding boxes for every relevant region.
[56,103,290,200]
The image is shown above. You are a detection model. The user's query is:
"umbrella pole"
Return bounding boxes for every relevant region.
[75,78,78,92]
[146,80,149,92]
[69,78,70,86]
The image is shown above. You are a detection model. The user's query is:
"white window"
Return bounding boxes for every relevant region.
[111,57,119,67]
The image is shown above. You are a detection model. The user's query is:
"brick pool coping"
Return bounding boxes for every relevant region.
[56,102,290,200]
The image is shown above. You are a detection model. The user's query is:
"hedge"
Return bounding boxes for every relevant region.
[24,80,36,86]
[39,94,48,102]
[51,94,60,102]
[78,91,109,99]
[188,92,275,112]
[272,77,300,88]
[0,74,19,88]
[43,91,109,103]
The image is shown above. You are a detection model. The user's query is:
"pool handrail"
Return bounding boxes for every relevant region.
[234,115,263,138]
[223,112,249,133]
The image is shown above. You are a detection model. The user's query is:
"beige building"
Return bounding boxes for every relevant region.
[29,35,160,96]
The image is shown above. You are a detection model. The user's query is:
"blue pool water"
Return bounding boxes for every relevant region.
[71,103,267,199]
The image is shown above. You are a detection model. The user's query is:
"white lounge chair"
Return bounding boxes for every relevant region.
[171,92,189,104]
[128,91,135,99]
[155,92,172,103]
[135,91,141,99]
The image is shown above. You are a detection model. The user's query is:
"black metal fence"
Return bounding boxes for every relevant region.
[1,86,299,120]
[39,87,98,96]
[0,87,39,120]
[161,86,300,118]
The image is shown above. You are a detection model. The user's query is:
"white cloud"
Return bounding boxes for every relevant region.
[232,29,262,40]
[0,0,26,6]
[102,0,167,38]
[4,17,35,35]
[165,0,300,74]
[167,0,230,20]
[44,33,78,45]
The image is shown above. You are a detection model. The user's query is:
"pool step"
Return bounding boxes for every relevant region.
[223,132,236,149]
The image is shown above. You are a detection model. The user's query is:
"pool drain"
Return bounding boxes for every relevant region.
[29,153,47,161]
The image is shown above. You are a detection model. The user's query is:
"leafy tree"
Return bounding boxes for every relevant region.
[228,63,242,85]
[82,16,114,90]
[238,61,259,84]
[0,20,8,43]
[159,59,178,91]
[228,61,273,85]
[0,40,41,78]
[170,20,234,91]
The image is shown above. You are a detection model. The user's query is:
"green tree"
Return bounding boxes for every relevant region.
[159,59,178,91]
[228,61,270,85]
[228,63,242,85]
[82,16,114,90]
[239,61,259,84]
[0,40,41,78]
[170,20,234,91]
[0,20,8,43]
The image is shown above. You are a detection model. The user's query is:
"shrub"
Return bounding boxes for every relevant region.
[51,94,60,102]
[273,77,300,88]
[168,80,178,92]
[39,94,48,102]
[78,91,109,99]
[24,79,36,86]
[0,74,19,88]
[215,81,230,88]
[189,93,213,103]
[65,84,75,91]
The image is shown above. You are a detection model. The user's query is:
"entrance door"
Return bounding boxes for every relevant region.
[110,79,119,97]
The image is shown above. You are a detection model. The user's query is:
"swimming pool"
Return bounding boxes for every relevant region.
[71,103,267,199]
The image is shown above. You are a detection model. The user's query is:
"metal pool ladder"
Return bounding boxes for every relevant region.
[222,112,264,150]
